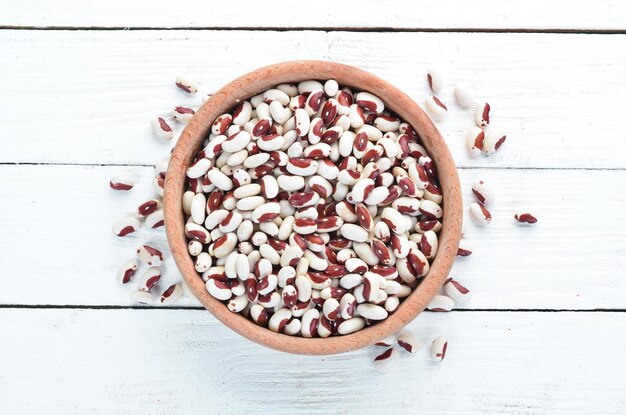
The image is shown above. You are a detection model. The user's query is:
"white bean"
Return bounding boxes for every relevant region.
[151,117,174,141]
[112,216,140,237]
[483,129,506,155]
[431,336,448,362]
[424,96,448,122]
[207,168,233,191]
[471,180,495,206]
[373,348,399,373]
[117,259,138,284]
[136,244,164,266]
[474,102,490,128]
[337,317,366,335]
[206,278,232,301]
[356,303,388,320]
[469,202,492,225]
[160,284,184,305]
[137,266,161,291]
[444,278,472,304]
[172,106,195,122]
[109,173,136,191]
[175,74,198,94]
[427,294,455,312]
[426,67,445,93]
[340,223,369,243]
[454,83,474,107]
[130,290,154,304]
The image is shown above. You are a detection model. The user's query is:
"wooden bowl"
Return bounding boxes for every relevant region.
[164,60,462,355]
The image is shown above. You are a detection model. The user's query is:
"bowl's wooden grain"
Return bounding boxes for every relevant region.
[164,61,462,355]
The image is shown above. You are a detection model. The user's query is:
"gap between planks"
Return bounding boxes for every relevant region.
[1,304,625,312]
[2,26,626,34]
[0,162,624,172]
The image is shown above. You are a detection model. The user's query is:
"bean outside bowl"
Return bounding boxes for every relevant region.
[164,60,462,355]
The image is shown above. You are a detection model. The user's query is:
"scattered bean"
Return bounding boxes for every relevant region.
[137,244,165,266]
[457,239,473,257]
[397,331,419,353]
[483,129,507,155]
[160,283,184,305]
[374,335,396,347]
[453,83,474,107]
[130,290,154,304]
[117,259,138,284]
[431,336,448,362]
[137,266,161,291]
[112,216,141,237]
[469,202,492,225]
[514,210,538,224]
[471,180,495,206]
[175,74,198,94]
[444,278,472,304]
[151,117,174,141]
[474,102,490,128]
[465,127,485,158]
[373,348,399,373]
[426,67,445,93]
[172,106,195,123]
[109,173,136,191]
[427,294,455,312]
[424,96,448,122]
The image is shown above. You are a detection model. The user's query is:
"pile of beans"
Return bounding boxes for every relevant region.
[181,79,445,337]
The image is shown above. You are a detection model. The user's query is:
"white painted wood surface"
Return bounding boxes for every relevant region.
[1,164,624,309]
[1,3,626,413]
[1,309,625,414]
[2,30,626,167]
[2,0,625,30]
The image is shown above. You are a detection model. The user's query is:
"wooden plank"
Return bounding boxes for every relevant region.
[0,30,327,166]
[0,308,624,414]
[2,30,626,168]
[1,164,624,309]
[1,0,624,30]
[324,31,626,170]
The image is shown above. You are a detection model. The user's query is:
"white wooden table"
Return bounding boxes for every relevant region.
[2,2,626,413]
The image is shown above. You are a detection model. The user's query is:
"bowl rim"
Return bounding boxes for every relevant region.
[164,60,462,355]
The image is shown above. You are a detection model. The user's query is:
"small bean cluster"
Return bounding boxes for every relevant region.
[115,243,184,305]
[111,160,185,305]
[111,74,206,305]
[372,331,448,372]
[182,80,445,337]
[468,179,538,226]
[424,68,537,227]
[424,67,506,157]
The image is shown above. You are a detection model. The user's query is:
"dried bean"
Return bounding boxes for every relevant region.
[109,173,136,191]
[138,267,161,291]
[472,180,495,206]
[112,216,140,237]
[151,117,174,141]
[474,102,490,128]
[431,336,448,362]
[397,331,419,353]
[373,348,399,373]
[469,202,492,225]
[117,259,138,284]
[514,210,538,224]
[427,295,455,312]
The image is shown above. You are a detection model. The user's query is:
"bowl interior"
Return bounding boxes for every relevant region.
[164,60,462,355]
